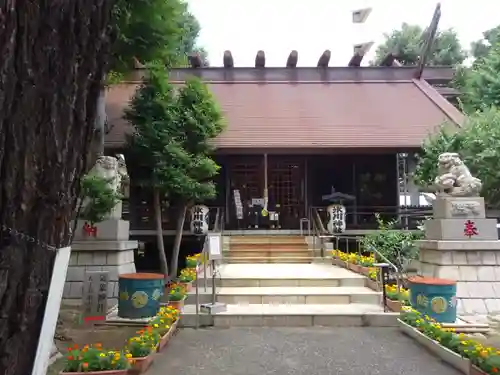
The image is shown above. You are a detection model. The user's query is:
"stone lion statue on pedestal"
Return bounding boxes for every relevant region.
[93,155,128,195]
[434,152,482,197]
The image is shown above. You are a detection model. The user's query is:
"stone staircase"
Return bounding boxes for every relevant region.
[226,235,312,263]
[181,263,397,327]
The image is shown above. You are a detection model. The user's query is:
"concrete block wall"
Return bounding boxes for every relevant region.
[419,249,500,316]
[63,248,136,307]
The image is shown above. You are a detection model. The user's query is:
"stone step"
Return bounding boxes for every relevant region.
[225,256,312,264]
[180,303,398,327]
[196,263,366,287]
[229,236,306,245]
[229,244,309,251]
[227,250,312,258]
[216,286,381,305]
[194,274,365,288]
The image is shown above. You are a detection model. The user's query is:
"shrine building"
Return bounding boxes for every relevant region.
[104,50,463,237]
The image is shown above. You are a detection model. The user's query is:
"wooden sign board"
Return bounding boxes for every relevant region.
[82,271,108,323]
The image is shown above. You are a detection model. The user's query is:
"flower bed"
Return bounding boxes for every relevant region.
[332,250,380,290]
[331,250,375,276]
[400,308,500,375]
[60,251,200,374]
[62,305,180,374]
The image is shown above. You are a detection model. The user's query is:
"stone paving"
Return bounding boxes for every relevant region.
[147,327,460,375]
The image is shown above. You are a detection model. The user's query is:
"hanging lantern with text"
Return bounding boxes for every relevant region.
[326,204,346,234]
[190,205,209,236]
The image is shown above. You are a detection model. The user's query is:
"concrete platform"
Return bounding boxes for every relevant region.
[181,303,397,327]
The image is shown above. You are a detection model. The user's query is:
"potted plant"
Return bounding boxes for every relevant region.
[126,327,160,374]
[357,254,375,275]
[185,255,198,269]
[168,284,187,309]
[346,253,361,273]
[331,250,348,268]
[365,267,379,291]
[61,344,131,374]
[178,268,196,291]
[384,284,409,311]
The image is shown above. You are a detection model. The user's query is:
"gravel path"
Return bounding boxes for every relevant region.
[147,327,461,375]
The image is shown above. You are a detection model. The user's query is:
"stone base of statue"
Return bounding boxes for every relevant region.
[417,196,500,321]
[63,240,138,308]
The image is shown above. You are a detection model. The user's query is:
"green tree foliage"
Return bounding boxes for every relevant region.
[413,108,500,208]
[454,44,500,113]
[110,0,207,74]
[79,175,122,225]
[125,65,224,277]
[373,23,467,66]
[471,25,500,60]
[360,214,422,273]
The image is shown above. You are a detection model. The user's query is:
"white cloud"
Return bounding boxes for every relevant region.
[187,0,500,67]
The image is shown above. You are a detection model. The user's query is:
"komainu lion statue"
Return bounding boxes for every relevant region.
[91,154,129,197]
[434,152,482,197]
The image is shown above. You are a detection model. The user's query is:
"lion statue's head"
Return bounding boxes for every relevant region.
[437,152,462,170]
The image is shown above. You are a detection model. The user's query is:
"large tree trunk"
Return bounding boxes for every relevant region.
[0,1,112,374]
[153,188,169,283]
[170,204,187,278]
[95,87,107,156]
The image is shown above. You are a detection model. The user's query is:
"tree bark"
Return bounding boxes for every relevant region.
[153,188,169,283]
[170,204,187,278]
[94,87,107,157]
[0,1,112,374]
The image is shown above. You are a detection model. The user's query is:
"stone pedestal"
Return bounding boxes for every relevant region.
[64,217,137,308]
[417,196,500,319]
[74,218,130,241]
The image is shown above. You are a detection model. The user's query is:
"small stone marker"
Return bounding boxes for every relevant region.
[82,271,109,324]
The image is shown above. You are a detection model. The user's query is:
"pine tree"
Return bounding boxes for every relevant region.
[126,65,225,279]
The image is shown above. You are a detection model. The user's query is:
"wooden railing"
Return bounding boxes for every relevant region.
[129,204,225,232]
[308,205,432,231]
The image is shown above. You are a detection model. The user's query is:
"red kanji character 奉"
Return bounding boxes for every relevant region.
[464,220,478,238]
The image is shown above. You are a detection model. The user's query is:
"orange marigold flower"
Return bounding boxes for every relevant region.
[82,362,89,369]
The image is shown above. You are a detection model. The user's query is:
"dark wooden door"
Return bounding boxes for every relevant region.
[268,157,305,229]
[227,156,264,226]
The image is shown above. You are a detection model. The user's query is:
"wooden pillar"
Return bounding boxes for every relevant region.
[352,160,358,226]
[224,159,231,227]
[304,156,309,220]
[263,153,268,212]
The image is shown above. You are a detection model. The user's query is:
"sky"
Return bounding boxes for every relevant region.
[187,0,500,67]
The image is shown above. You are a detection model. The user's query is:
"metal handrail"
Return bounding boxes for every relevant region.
[331,234,401,293]
[311,226,402,293]
[310,208,329,258]
[195,211,225,329]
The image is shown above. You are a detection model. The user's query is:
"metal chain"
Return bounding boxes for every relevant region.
[1,224,58,251]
